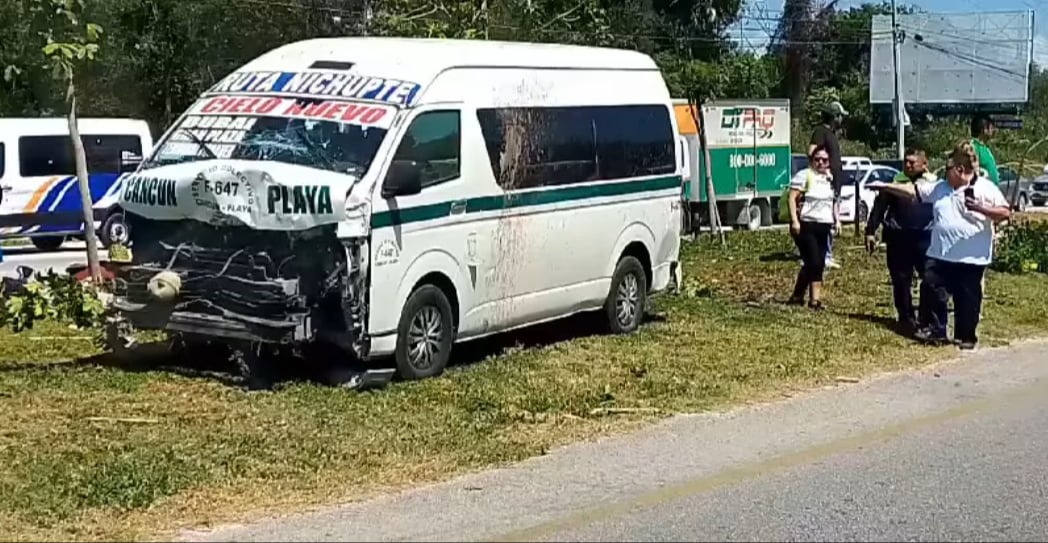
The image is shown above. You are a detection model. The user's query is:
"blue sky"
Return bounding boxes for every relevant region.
[734,0,1047,66]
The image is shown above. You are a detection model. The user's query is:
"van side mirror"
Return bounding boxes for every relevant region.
[382,160,423,198]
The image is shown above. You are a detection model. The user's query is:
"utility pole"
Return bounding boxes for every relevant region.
[891,0,905,160]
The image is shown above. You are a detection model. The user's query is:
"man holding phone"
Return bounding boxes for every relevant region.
[867,141,1010,350]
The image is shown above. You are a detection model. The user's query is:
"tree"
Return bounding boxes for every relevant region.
[36,0,104,282]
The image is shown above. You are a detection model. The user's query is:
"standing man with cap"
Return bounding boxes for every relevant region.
[864,147,937,334]
[809,100,847,270]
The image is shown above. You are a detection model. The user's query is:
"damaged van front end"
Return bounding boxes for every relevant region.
[106,95,393,382]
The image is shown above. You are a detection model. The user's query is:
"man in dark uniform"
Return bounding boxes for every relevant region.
[864,147,937,334]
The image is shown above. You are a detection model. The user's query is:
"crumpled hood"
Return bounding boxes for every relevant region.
[119,160,360,231]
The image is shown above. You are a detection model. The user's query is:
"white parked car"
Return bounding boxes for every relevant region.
[838,165,899,223]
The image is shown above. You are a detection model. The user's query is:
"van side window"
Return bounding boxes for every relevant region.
[477,105,675,190]
[391,110,460,188]
[18,135,143,177]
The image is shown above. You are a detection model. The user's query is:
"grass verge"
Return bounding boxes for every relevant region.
[1,229,1047,541]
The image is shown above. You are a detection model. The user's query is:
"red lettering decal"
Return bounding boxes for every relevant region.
[302,102,330,118]
[340,105,365,122]
[323,102,346,120]
[229,98,251,113]
[240,97,261,113]
[255,97,283,114]
[283,101,307,116]
[201,97,226,113]
[359,107,387,125]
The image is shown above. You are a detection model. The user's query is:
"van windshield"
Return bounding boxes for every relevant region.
[143,98,391,178]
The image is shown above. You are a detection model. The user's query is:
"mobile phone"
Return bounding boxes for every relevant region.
[965,187,975,200]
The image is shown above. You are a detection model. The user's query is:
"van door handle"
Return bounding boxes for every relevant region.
[449,201,467,215]
[0,185,11,191]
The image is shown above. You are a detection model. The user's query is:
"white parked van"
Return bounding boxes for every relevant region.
[110,38,684,382]
[0,118,153,250]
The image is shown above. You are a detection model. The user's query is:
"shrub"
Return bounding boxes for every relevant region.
[993,219,1048,274]
[0,271,107,332]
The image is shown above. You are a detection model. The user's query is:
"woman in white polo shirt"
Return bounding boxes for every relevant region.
[786,145,840,310]
[869,141,1010,350]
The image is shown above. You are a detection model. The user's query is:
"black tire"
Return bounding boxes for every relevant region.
[744,204,762,231]
[1017,194,1028,212]
[394,284,455,380]
[605,255,648,334]
[30,236,64,252]
[858,202,870,223]
[99,211,129,248]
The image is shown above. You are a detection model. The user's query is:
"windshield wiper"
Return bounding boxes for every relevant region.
[180,128,217,160]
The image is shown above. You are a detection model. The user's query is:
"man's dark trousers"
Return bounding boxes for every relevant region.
[883,228,931,327]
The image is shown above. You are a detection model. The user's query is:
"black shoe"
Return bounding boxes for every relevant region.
[809,301,825,311]
[958,341,977,351]
[786,297,805,306]
[914,327,948,344]
[897,319,917,335]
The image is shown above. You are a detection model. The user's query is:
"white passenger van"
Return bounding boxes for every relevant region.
[111,38,684,382]
[0,118,153,250]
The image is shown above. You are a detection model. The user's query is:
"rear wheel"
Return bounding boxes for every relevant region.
[30,236,64,252]
[605,256,648,334]
[744,204,762,231]
[858,202,870,223]
[394,285,455,380]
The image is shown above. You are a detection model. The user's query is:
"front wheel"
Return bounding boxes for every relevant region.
[605,256,648,334]
[857,202,870,224]
[394,285,455,380]
[99,211,130,248]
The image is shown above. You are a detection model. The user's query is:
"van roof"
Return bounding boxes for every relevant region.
[240,37,659,74]
[0,117,150,137]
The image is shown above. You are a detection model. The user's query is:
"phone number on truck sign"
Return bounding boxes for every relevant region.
[729,153,777,168]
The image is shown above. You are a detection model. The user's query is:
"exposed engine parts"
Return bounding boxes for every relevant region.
[112,213,369,353]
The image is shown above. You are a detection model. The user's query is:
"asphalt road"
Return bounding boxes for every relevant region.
[0,242,93,277]
[183,340,1048,543]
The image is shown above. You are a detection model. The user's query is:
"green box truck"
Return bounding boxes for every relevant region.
[674,99,792,231]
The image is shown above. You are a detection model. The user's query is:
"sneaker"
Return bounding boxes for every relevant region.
[825,259,841,269]
[914,327,948,345]
[786,297,805,306]
[958,341,977,351]
[809,300,825,311]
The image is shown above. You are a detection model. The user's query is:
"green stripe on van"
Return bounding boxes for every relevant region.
[371,175,681,228]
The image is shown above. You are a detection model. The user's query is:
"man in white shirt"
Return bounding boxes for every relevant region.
[868,142,1010,350]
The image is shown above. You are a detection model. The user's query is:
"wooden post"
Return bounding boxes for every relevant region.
[693,99,725,246]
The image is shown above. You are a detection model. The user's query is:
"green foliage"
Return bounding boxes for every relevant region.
[34,0,102,83]
[0,272,106,332]
[992,219,1048,275]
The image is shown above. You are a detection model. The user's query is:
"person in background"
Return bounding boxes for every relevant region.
[787,145,840,310]
[970,114,998,185]
[868,141,1010,350]
[864,147,937,334]
[809,101,847,270]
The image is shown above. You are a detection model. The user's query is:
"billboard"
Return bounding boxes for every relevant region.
[869,11,1034,106]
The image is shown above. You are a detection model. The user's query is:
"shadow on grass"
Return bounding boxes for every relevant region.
[844,311,916,339]
[1,309,669,390]
[759,251,800,263]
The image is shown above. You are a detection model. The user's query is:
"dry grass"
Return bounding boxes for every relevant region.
[1,229,1047,541]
